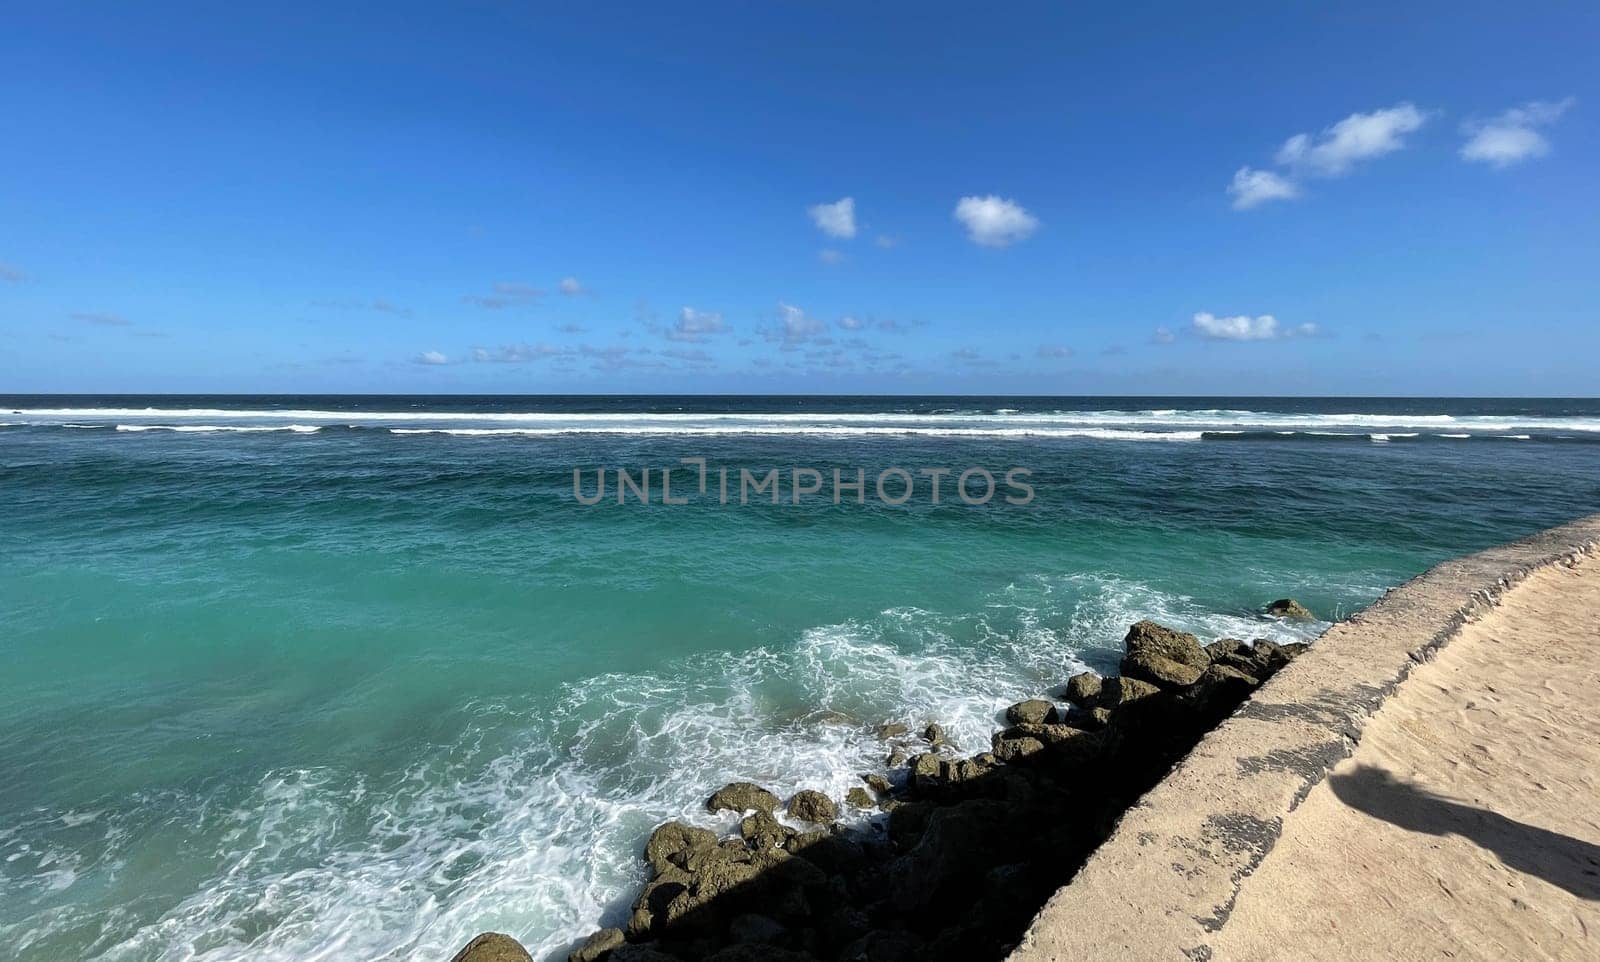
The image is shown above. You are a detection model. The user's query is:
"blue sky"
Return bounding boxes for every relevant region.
[1,1,1596,395]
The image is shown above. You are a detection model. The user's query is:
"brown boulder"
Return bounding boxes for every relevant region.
[707,781,780,815]
[1004,698,1060,725]
[1123,620,1208,669]
[643,821,717,874]
[1264,598,1315,620]
[451,933,533,962]
[1121,650,1205,690]
[567,928,624,962]
[1063,671,1103,708]
[785,789,839,824]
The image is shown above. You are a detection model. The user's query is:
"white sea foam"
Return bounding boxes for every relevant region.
[113,424,322,433]
[4,575,1324,962]
[12,406,1600,438]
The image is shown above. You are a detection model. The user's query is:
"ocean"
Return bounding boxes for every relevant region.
[4,395,1600,961]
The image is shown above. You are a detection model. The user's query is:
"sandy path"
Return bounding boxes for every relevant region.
[1211,554,1600,960]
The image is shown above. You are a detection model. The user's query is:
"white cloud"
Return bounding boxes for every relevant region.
[1152,327,1177,345]
[73,311,134,327]
[473,343,573,363]
[416,350,449,365]
[1275,103,1428,177]
[1460,97,1575,168]
[837,315,864,330]
[818,248,845,265]
[1227,167,1300,210]
[463,282,542,309]
[808,197,857,239]
[668,306,727,342]
[558,276,584,295]
[764,302,830,346]
[1190,312,1317,341]
[953,195,1039,247]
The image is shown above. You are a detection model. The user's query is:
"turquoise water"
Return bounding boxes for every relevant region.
[4,396,1600,961]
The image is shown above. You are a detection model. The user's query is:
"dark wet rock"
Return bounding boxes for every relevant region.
[708,782,780,815]
[451,933,533,962]
[1282,641,1312,659]
[706,945,819,962]
[728,912,787,944]
[922,723,948,747]
[1123,620,1209,669]
[787,790,839,825]
[1121,649,1206,690]
[891,799,1014,912]
[1063,671,1103,708]
[1060,705,1111,731]
[842,930,926,962]
[845,787,876,810]
[876,722,909,739]
[568,927,625,962]
[1264,597,1315,620]
[884,748,909,768]
[861,773,892,796]
[1004,699,1059,725]
[644,821,718,874]
[609,946,681,962]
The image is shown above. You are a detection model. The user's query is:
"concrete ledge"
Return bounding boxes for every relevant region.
[1006,512,1600,962]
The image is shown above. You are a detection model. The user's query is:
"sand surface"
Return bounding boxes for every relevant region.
[1211,553,1600,960]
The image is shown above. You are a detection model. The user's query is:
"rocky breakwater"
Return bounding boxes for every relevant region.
[454,611,1314,962]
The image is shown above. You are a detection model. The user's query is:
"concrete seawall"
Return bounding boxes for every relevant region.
[1007,512,1600,961]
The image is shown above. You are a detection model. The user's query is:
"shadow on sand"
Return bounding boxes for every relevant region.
[1328,765,1600,901]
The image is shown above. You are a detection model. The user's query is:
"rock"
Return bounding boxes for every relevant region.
[891,799,1014,912]
[876,722,909,739]
[1123,620,1209,669]
[784,828,828,855]
[990,731,1045,761]
[1264,598,1314,620]
[609,947,681,962]
[1120,650,1205,690]
[910,752,944,790]
[922,723,948,747]
[845,786,876,809]
[728,912,788,944]
[451,933,533,962]
[786,789,839,824]
[707,782,780,815]
[1282,641,1312,659]
[740,811,792,851]
[1204,638,1250,662]
[1251,639,1294,673]
[643,821,718,874]
[706,945,819,962]
[862,773,892,795]
[885,748,909,768]
[627,865,691,938]
[1060,705,1110,731]
[1063,671,1103,708]
[1004,699,1059,725]
[1184,663,1261,712]
[1098,676,1162,706]
[568,928,625,962]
